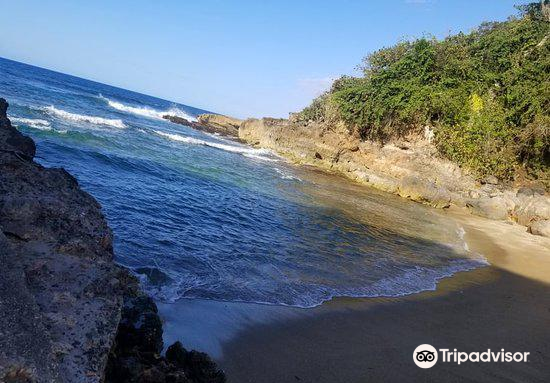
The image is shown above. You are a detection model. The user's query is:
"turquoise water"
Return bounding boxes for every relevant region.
[0,57,485,307]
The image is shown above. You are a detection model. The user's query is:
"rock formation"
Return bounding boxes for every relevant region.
[162,114,241,138]
[238,116,550,237]
[0,98,225,382]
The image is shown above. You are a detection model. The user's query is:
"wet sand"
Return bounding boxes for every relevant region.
[159,210,550,382]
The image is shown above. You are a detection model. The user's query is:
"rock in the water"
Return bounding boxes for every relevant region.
[197,114,241,136]
[163,114,241,138]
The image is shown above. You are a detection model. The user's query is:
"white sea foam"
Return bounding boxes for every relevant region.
[456,226,469,252]
[154,130,276,160]
[42,105,126,129]
[10,117,52,131]
[274,167,302,181]
[100,95,197,122]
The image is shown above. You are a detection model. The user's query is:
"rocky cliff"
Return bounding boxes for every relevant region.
[0,98,225,383]
[239,117,550,237]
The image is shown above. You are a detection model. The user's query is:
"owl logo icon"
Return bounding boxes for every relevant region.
[413,344,438,368]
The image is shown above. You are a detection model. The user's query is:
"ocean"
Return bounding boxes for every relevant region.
[0,56,486,308]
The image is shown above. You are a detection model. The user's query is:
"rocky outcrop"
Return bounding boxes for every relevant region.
[239,117,550,237]
[105,296,225,383]
[197,114,241,136]
[162,114,241,138]
[0,98,225,382]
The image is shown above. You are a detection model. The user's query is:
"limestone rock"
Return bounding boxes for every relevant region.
[514,196,550,226]
[528,220,550,238]
[398,176,451,208]
[196,114,242,136]
[466,196,511,220]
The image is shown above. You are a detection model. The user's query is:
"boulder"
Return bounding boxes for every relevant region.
[166,342,226,383]
[466,196,510,220]
[106,297,226,383]
[398,176,451,208]
[514,196,550,226]
[528,220,550,238]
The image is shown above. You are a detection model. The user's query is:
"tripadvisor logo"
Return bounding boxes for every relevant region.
[413,344,530,369]
[414,344,438,368]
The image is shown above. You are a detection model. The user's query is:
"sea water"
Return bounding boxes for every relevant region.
[0,57,486,308]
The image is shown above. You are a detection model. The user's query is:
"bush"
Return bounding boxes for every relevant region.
[297,2,550,180]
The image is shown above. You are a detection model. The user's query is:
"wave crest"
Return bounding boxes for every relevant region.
[42,106,126,129]
[10,117,52,131]
[153,130,276,161]
[100,95,197,122]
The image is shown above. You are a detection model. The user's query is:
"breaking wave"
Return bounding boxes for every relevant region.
[100,95,196,122]
[154,130,276,161]
[10,117,52,131]
[41,105,126,128]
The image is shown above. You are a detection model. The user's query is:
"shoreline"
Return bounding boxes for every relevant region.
[159,197,550,382]
[189,113,550,238]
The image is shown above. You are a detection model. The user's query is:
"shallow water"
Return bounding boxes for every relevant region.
[0,57,486,308]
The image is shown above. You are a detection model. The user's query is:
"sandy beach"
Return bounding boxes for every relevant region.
[159,208,550,382]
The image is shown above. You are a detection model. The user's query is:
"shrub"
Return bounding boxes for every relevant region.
[297,2,550,180]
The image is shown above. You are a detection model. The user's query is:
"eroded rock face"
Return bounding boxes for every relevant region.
[0,98,129,382]
[0,98,225,382]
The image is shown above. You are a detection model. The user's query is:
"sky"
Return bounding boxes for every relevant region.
[0,0,523,118]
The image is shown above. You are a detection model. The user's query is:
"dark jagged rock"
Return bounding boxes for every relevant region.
[0,99,36,160]
[0,98,225,382]
[166,343,225,383]
[106,298,226,383]
[1,97,126,382]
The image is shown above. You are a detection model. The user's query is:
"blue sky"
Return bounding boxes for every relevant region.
[0,0,522,118]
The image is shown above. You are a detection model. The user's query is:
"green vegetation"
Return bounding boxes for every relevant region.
[297,3,549,181]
